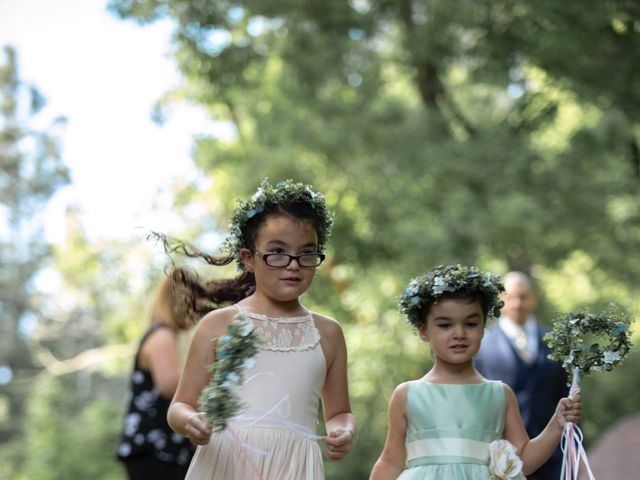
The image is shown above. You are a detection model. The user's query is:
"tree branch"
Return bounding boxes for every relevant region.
[33,343,135,376]
[398,0,476,136]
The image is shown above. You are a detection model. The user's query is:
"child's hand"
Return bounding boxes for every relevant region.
[185,412,212,445]
[556,394,582,428]
[324,428,354,461]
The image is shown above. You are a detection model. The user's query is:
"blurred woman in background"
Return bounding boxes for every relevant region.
[116,274,196,479]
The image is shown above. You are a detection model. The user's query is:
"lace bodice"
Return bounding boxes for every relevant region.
[234,309,321,352]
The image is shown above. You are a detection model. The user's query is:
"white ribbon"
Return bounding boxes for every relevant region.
[560,368,596,480]
[236,371,324,440]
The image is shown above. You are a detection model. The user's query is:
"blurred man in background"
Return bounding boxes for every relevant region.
[475,271,568,480]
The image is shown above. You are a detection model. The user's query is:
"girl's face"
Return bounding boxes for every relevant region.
[418,298,485,366]
[240,214,319,304]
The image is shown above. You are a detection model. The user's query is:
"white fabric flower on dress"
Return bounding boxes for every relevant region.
[489,439,526,480]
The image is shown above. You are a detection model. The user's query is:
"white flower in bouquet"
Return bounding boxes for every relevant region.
[489,439,526,480]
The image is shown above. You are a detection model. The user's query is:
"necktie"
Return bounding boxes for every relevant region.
[514,326,535,364]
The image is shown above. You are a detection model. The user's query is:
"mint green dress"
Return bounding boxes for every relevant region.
[398,380,506,480]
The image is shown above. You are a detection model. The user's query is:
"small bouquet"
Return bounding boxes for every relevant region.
[198,317,263,432]
[544,304,632,480]
[489,440,526,480]
[544,306,632,378]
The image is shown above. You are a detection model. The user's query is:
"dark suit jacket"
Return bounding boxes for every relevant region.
[475,321,568,479]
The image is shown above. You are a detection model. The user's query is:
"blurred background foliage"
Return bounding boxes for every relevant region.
[2,1,640,478]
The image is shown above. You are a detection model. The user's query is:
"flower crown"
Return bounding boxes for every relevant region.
[399,264,505,327]
[222,178,334,268]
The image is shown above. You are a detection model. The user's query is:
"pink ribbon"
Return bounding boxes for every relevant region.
[219,372,323,479]
[223,426,265,480]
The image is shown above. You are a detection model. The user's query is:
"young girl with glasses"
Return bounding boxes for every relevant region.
[165,179,356,479]
[370,265,582,480]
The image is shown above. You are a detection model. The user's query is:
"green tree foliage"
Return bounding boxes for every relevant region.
[581,348,640,445]
[0,49,164,474]
[108,0,640,272]
[0,46,69,449]
[107,2,640,477]
[16,374,125,480]
[10,210,176,479]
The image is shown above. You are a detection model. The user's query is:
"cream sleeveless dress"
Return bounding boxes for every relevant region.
[185,308,326,480]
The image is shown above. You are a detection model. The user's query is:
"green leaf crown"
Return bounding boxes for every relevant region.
[222,178,334,269]
[399,264,505,327]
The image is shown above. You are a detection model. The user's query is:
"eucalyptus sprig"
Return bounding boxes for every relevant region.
[544,305,632,378]
[198,317,263,432]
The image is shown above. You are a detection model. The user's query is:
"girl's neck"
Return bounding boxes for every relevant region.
[424,362,484,385]
[238,292,307,318]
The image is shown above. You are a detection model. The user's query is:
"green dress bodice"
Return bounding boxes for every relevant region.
[398,380,506,480]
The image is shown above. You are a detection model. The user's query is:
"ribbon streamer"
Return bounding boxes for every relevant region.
[224,426,265,479]
[219,372,325,480]
[560,368,596,480]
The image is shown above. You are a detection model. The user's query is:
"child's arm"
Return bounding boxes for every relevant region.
[370,383,408,480]
[167,309,233,445]
[503,385,582,475]
[316,314,356,461]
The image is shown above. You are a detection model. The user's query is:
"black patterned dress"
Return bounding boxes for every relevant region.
[116,324,195,479]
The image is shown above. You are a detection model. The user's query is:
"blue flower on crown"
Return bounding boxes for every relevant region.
[611,324,627,337]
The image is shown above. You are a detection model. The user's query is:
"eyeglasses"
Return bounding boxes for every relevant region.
[253,249,325,268]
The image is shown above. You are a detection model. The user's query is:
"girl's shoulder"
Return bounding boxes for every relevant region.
[498,380,517,401]
[484,379,511,401]
[194,305,239,338]
[388,381,411,410]
[478,377,512,396]
[310,311,340,326]
[395,381,412,395]
[310,311,343,334]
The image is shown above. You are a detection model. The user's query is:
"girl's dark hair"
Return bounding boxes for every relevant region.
[151,198,326,323]
[170,267,255,325]
[240,201,323,251]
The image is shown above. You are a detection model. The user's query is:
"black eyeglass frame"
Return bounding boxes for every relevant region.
[252,249,326,268]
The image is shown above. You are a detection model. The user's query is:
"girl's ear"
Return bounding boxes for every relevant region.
[417,323,429,343]
[239,248,254,272]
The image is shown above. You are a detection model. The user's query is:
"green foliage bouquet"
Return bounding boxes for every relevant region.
[199,317,263,432]
[544,305,632,378]
[544,305,632,478]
